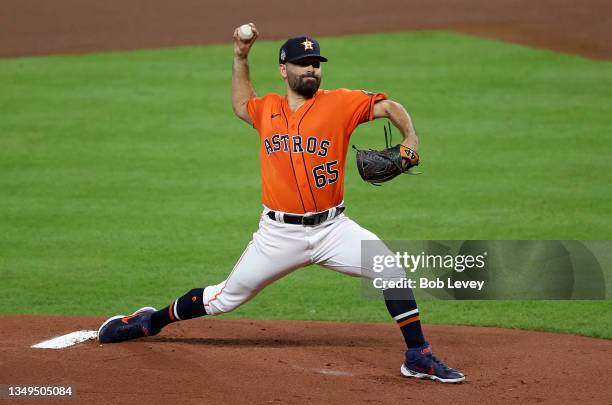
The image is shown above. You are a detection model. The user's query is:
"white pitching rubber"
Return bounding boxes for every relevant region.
[32,330,98,349]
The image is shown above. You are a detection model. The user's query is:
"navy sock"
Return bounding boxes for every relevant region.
[383,288,425,349]
[150,288,207,333]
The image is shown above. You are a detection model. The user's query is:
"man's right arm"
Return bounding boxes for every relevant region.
[231,23,259,125]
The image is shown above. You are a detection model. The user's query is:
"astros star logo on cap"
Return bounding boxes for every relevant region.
[301,39,314,50]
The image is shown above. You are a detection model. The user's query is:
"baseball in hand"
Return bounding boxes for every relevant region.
[238,24,254,40]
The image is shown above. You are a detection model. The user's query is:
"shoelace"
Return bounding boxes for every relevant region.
[428,353,453,371]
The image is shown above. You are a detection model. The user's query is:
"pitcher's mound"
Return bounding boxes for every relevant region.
[1,316,610,404]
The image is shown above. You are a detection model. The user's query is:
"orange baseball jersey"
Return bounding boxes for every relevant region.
[247,88,387,214]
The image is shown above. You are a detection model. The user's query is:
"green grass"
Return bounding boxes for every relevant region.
[1,32,611,338]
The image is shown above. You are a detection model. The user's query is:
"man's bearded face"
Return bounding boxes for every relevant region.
[285,58,322,98]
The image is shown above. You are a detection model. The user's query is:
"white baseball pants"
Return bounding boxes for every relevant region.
[203,210,402,315]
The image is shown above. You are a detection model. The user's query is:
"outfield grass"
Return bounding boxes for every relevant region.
[1,32,611,338]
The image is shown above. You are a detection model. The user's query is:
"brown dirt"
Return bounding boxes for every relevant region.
[0,316,611,404]
[1,0,611,59]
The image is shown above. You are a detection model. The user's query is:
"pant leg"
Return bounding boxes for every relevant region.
[313,213,425,347]
[312,214,406,282]
[203,214,311,315]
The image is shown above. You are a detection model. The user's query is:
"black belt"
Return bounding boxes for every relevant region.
[266,206,345,226]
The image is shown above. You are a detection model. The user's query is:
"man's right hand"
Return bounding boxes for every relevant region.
[233,23,259,59]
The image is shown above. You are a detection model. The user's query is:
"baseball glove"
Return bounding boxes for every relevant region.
[353,122,420,185]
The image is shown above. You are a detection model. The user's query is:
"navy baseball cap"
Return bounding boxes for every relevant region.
[279,36,328,64]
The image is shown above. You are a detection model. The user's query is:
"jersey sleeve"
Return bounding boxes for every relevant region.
[246,96,266,129]
[343,89,388,134]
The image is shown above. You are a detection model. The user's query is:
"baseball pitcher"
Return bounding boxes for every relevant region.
[98,24,465,383]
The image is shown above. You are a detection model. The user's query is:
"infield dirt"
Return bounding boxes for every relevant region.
[1,0,611,59]
[1,316,611,404]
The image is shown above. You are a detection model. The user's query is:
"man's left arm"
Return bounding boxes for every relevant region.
[372,100,419,151]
